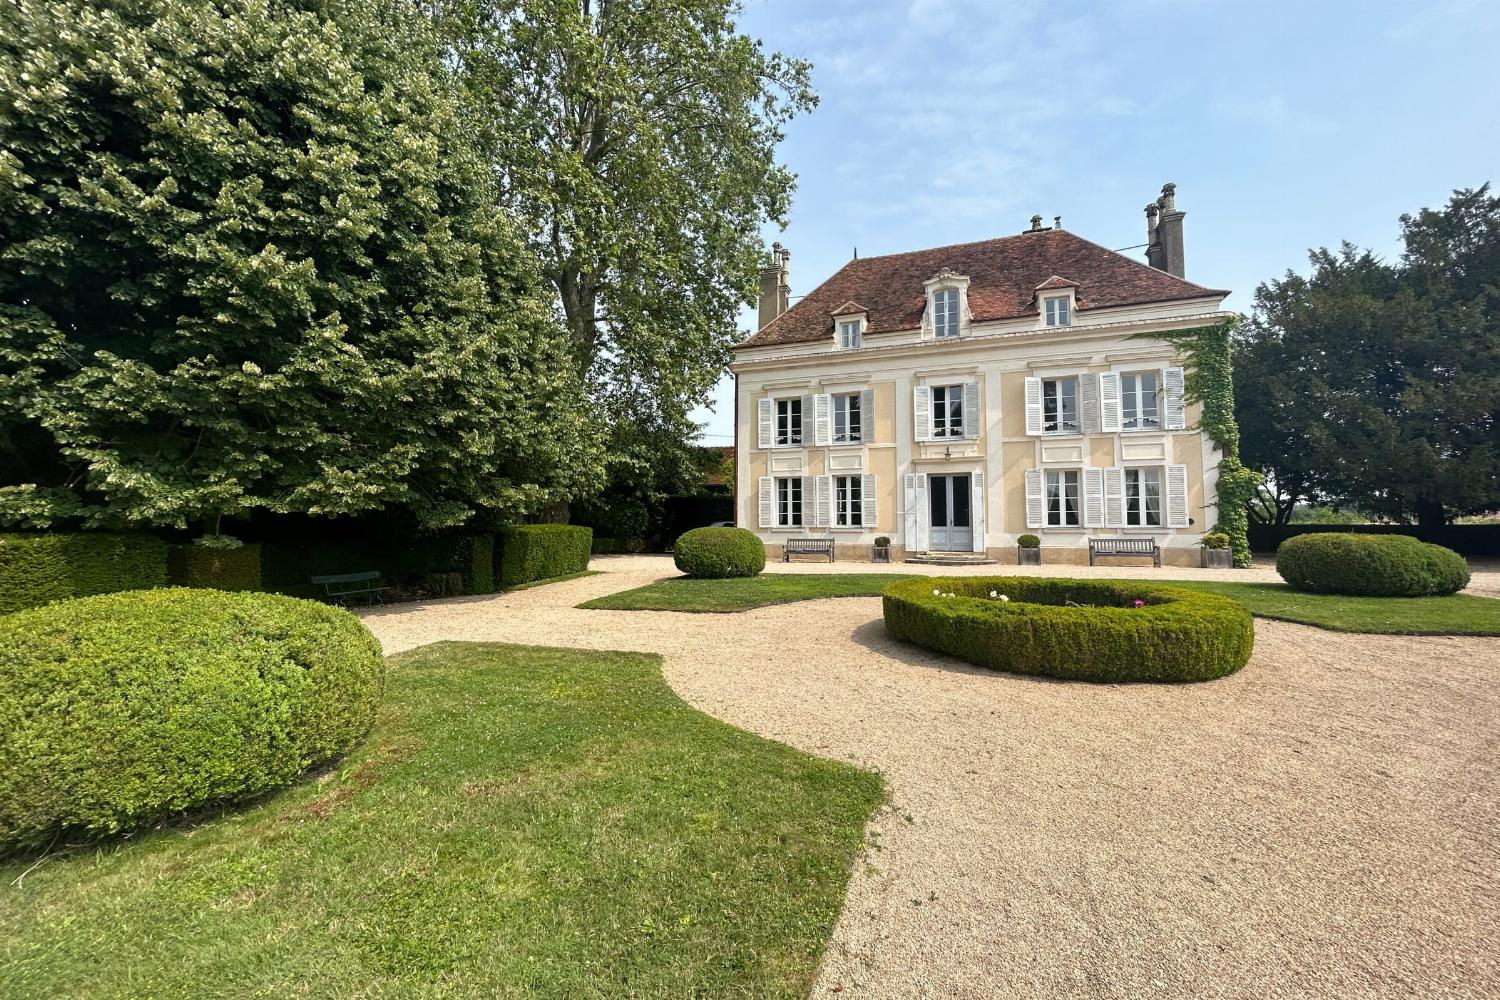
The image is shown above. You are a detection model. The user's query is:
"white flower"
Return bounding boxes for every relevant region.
[999,594,1010,602]
[989,590,998,598]
[933,588,942,596]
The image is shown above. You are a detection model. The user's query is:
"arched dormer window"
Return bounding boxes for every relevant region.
[923,268,971,339]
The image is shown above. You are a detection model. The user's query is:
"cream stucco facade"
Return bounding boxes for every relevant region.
[732,295,1231,566]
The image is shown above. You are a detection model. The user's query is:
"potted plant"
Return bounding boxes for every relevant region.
[1201,531,1232,568]
[1017,533,1041,565]
[872,535,892,563]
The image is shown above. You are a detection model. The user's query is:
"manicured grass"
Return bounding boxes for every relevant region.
[0,642,882,998]
[579,573,909,612]
[580,573,1500,635]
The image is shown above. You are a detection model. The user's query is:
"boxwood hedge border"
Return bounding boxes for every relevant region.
[883,576,1254,683]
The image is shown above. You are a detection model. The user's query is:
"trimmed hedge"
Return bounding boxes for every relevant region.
[169,543,262,591]
[259,533,493,597]
[883,576,1254,683]
[673,527,765,579]
[0,588,384,851]
[1275,532,1469,597]
[0,533,169,614]
[496,524,592,588]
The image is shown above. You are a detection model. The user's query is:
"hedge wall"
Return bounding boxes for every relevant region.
[883,576,1254,683]
[0,588,384,851]
[258,534,493,597]
[496,524,592,588]
[168,544,262,591]
[1250,523,1500,558]
[0,533,169,614]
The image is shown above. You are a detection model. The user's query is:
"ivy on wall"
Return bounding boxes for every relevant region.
[1150,319,1262,568]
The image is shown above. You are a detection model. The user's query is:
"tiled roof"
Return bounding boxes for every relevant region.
[1033,274,1080,291]
[830,300,868,315]
[739,228,1228,349]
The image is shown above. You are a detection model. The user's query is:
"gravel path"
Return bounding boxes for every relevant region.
[361,557,1500,999]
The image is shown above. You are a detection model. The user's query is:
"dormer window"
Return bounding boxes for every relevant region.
[1044,295,1071,327]
[932,289,959,338]
[838,319,862,349]
[830,301,868,350]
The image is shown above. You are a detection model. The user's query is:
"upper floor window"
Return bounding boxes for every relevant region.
[1121,371,1160,430]
[1043,295,1071,327]
[1124,467,1163,526]
[833,392,862,443]
[837,320,862,349]
[1045,469,1081,526]
[1042,377,1078,434]
[931,384,964,438]
[932,288,960,338]
[775,397,802,446]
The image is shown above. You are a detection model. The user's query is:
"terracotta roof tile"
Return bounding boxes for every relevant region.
[1033,274,1080,291]
[739,228,1228,349]
[830,300,868,315]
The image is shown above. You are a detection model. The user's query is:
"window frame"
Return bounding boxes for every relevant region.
[1044,468,1081,527]
[775,476,803,527]
[1120,369,1161,431]
[774,397,802,446]
[1041,377,1080,435]
[930,383,965,438]
[1123,466,1164,527]
[832,391,863,444]
[932,288,960,338]
[837,319,862,350]
[833,474,864,528]
[1043,295,1071,328]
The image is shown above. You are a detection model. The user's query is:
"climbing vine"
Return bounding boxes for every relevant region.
[1149,318,1262,567]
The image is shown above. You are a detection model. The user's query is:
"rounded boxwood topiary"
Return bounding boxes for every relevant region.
[0,588,384,851]
[883,576,1253,683]
[1017,534,1041,548]
[673,527,765,579]
[1275,533,1469,597]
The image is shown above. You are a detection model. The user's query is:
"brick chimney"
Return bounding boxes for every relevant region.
[757,243,790,330]
[1146,182,1186,278]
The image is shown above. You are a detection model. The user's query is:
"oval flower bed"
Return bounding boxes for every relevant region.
[883,576,1254,683]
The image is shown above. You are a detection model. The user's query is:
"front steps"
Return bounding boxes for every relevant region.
[905,553,998,566]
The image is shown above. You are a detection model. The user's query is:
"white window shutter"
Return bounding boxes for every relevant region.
[1099,372,1122,433]
[1080,373,1100,434]
[801,395,814,443]
[758,476,774,528]
[962,381,980,440]
[801,475,816,528]
[816,475,832,528]
[1104,467,1126,528]
[813,393,832,446]
[860,389,874,441]
[757,398,773,449]
[1163,366,1187,430]
[913,473,928,551]
[970,470,986,552]
[1083,467,1105,527]
[913,385,932,441]
[902,473,918,548]
[1166,464,1190,527]
[862,473,877,528]
[1024,377,1043,436]
[1024,468,1044,528]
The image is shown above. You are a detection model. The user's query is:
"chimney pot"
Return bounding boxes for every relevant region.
[1149,183,1186,278]
[1029,214,1043,232]
[1053,215,1062,230]
[757,243,791,330]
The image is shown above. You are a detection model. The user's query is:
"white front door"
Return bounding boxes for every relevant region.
[928,474,973,552]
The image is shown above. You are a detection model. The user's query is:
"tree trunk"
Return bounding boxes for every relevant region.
[1415,500,1447,528]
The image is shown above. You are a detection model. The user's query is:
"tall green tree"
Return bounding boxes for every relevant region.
[0,0,602,531]
[1236,186,1500,526]
[435,0,814,470]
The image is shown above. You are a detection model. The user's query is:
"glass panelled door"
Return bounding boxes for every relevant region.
[928,474,972,551]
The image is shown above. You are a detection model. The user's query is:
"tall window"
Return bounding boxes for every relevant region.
[775,397,802,446]
[1121,371,1160,430]
[1044,296,1071,327]
[1042,377,1078,434]
[775,477,803,527]
[932,288,959,338]
[834,475,864,527]
[1045,469,1080,526]
[931,384,964,438]
[833,392,862,443]
[838,320,862,349]
[1125,468,1163,526]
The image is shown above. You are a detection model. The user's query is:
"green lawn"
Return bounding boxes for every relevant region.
[0,642,882,998]
[578,573,910,613]
[580,574,1500,635]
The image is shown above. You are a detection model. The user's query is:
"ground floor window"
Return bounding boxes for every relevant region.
[1045,469,1080,527]
[1125,467,1163,526]
[775,477,802,527]
[834,475,864,527]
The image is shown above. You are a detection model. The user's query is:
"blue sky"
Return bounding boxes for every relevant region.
[689,0,1500,444]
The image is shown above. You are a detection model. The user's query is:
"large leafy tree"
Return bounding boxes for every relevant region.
[0,0,602,531]
[1236,186,1500,526]
[435,0,814,475]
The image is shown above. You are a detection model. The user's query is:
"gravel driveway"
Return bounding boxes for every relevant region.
[362,557,1500,999]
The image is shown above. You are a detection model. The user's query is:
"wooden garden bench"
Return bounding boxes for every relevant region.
[1088,537,1161,567]
[310,570,391,605]
[783,538,835,563]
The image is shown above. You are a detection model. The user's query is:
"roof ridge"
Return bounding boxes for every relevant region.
[849,229,1055,263]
